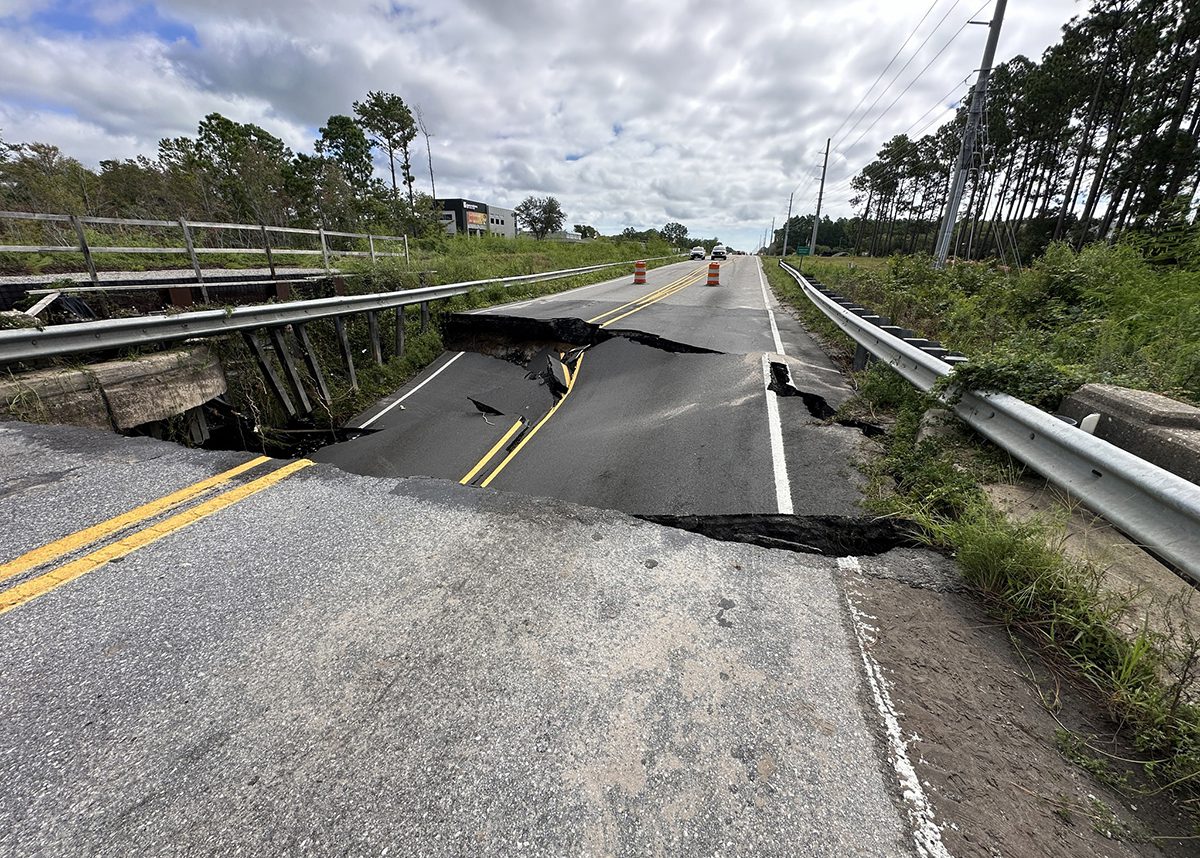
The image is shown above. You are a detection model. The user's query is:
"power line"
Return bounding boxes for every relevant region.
[822,73,973,199]
[902,74,973,137]
[834,0,967,149]
[843,1,989,156]
[829,0,944,143]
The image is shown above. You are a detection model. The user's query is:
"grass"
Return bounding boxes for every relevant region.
[762,252,1200,807]
[202,237,683,438]
[784,243,1200,405]
[7,234,682,449]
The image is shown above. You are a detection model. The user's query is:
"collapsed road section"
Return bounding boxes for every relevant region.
[314,311,877,522]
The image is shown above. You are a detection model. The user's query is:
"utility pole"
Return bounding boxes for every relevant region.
[780,193,794,258]
[934,0,1007,269]
[769,217,776,254]
[804,137,831,270]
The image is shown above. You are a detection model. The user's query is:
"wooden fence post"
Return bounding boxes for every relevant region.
[69,216,100,287]
[179,219,210,303]
[394,306,406,358]
[335,316,358,391]
[319,226,331,276]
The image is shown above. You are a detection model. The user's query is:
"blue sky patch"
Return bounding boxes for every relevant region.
[611,122,623,137]
[565,152,585,162]
[17,1,198,45]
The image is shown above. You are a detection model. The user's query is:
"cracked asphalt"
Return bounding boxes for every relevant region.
[0,257,937,855]
[0,422,914,856]
[316,257,869,517]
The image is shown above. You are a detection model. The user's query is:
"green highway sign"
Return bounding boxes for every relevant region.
[796,246,811,256]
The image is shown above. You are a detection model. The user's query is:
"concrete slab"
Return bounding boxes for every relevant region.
[0,346,226,431]
[0,423,912,856]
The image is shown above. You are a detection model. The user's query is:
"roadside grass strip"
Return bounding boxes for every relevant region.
[0,459,313,614]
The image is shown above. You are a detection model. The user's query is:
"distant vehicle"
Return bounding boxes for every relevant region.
[711,244,728,260]
[690,246,706,259]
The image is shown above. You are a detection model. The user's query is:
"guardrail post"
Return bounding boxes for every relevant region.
[69,216,100,287]
[334,316,358,391]
[368,234,376,263]
[293,323,331,405]
[243,330,297,419]
[366,311,383,365]
[394,306,406,358]
[179,219,210,303]
[420,301,430,333]
[268,326,313,415]
[260,224,278,280]
[319,226,332,276]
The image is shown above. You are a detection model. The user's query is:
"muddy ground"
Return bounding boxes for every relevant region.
[841,549,1199,856]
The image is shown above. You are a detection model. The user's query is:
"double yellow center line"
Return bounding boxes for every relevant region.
[459,352,586,489]
[586,265,707,328]
[0,456,312,615]
[457,265,704,489]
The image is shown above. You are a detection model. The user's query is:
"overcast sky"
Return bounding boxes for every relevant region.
[0,0,1082,249]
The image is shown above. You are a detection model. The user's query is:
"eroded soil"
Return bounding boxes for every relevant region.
[842,551,1198,857]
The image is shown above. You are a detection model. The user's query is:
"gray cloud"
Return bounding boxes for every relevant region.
[1,0,1080,248]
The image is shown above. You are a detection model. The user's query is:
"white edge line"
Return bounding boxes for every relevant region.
[757,258,786,356]
[357,351,466,429]
[843,563,954,858]
[760,353,794,515]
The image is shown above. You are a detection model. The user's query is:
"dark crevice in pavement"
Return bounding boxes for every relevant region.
[835,417,887,438]
[637,513,926,557]
[768,360,885,437]
[445,313,722,365]
[767,361,836,419]
[467,347,570,419]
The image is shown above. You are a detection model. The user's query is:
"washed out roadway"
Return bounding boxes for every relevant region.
[0,422,916,856]
[316,256,868,517]
[0,256,930,855]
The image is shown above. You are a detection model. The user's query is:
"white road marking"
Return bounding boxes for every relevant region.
[843,563,953,858]
[756,258,786,356]
[760,353,793,515]
[357,351,466,429]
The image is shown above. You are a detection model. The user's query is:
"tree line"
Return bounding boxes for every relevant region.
[0,90,442,239]
[770,0,1199,265]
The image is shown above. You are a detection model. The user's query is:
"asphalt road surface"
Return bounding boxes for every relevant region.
[0,422,920,856]
[0,258,941,855]
[315,257,868,517]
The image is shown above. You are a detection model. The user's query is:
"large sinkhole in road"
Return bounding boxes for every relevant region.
[311,313,916,557]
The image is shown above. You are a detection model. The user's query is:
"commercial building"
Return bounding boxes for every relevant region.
[437,198,514,238]
[487,206,515,239]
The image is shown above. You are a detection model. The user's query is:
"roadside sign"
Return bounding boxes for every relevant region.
[796,246,811,256]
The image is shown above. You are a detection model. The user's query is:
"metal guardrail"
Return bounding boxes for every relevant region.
[1,254,678,421]
[0,256,677,363]
[0,210,411,300]
[779,260,1200,581]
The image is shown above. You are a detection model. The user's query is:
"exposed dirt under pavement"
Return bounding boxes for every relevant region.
[841,552,1198,857]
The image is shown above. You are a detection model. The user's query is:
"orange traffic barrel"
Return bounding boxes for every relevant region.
[633,260,647,284]
[707,262,720,286]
